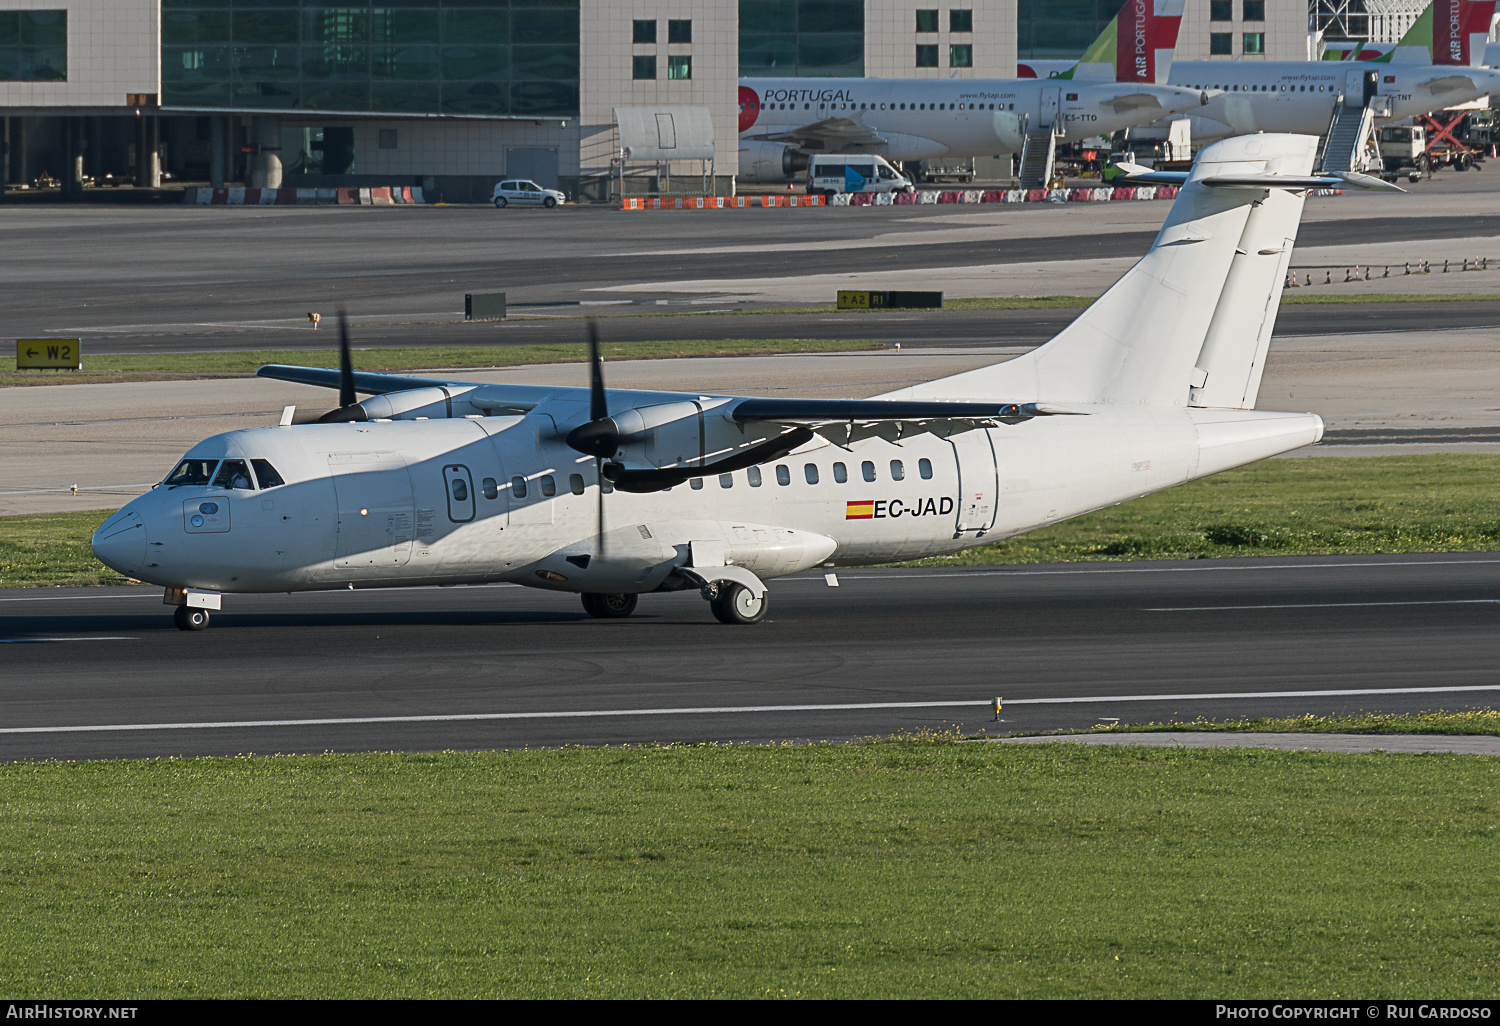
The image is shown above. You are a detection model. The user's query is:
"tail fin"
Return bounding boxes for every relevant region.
[1058,0,1185,84]
[1385,0,1497,64]
[893,135,1320,409]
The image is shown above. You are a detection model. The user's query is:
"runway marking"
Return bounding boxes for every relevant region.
[784,557,1500,581]
[5,685,1499,735]
[1148,598,1500,612]
[0,636,135,644]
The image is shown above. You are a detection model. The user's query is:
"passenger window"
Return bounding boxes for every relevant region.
[540,475,556,497]
[919,458,933,480]
[166,458,218,487]
[776,464,791,486]
[482,477,498,500]
[569,473,585,495]
[251,459,285,488]
[804,464,819,485]
[451,477,469,502]
[748,466,762,487]
[833,462,847,483]
[511,476,528,498]
[690,478,704,490]
[890,460,905,482]
[213,459,255,490]
[862,461,876,482]
[719,474,733,489]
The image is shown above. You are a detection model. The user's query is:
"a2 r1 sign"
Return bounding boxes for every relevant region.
[15,338,82,370]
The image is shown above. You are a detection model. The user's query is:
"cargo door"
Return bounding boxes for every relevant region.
[328,451,415,568]
[949,430,998,534]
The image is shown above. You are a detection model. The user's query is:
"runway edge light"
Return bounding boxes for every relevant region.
[993,696,1002,721]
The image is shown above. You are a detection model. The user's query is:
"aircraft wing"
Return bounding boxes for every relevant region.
[1094,91,1178,114]
[745,117,886,149]
[259,364,479,394]
[1419,74,1488,95]
[729,397,1083,447]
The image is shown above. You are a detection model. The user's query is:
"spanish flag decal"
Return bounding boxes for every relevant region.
[846,500,875,520]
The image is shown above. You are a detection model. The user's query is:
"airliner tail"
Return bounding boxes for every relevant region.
[896,135,1321,410]
[1066,0,1186,84]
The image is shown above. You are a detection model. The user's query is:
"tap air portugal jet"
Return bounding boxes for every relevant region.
[1024,0,1500,143]
[737,0,1206,182]
[92,135,1396,631]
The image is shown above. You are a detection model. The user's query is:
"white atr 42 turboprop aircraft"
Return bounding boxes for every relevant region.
[737,0,1206,181]
[92,135,1393,631]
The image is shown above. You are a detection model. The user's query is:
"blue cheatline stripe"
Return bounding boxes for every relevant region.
[4,685,1500,735]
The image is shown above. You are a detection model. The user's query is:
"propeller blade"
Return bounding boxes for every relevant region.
[337,307,355,410]
[565,318,622,457]
[587,318,606,423]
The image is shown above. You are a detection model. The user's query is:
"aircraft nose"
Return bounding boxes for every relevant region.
[91,510,146,575]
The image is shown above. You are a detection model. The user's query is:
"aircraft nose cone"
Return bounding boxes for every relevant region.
[91,510,146,575]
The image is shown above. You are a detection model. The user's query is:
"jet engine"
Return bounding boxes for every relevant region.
[738,141,811,184]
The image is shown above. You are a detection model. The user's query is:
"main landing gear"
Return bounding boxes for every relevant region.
[581,592,638,618]
[707,581,768,625]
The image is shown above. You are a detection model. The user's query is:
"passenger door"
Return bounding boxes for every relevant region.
[949,430,998,534]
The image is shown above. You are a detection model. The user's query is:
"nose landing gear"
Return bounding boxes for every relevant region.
[172,606,211,631]
[164,587,221,631]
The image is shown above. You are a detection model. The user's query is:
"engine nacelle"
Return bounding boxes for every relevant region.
[738,141,810,184]
[355,385,478,421]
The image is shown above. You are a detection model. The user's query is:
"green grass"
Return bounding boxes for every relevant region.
[1054,709,1500,737]
[8,454,1500,588]
[912,453,1500,566]
[1,738,1498,998]
[0,338,880,385]
[0,509,123,587]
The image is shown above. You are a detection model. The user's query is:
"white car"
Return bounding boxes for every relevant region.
[491,179,565,208]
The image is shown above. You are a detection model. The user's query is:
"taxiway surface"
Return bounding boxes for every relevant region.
[2,554,1496,761]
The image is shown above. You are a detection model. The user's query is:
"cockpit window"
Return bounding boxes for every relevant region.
[251,459,285,488]
[213,459,255,490]
[165,459,218,487]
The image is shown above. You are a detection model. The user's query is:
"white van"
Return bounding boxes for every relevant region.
[806,155,914,197]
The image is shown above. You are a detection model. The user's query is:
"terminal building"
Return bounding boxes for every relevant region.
[0,1,1335,200]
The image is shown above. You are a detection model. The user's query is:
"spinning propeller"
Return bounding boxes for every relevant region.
[314,308,364,423]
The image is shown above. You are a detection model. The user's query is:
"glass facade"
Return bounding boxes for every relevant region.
[739,0,864,78]
[0,10,67,82]
[161,1,580,117]
[1017,0,1126,59]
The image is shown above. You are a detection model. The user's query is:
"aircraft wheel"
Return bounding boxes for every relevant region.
[173,606,210,631]
[581,592,638,619]
[709,583,768,625]
[494,196,508,208]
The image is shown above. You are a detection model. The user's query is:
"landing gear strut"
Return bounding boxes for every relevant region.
[581,592,638,618]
